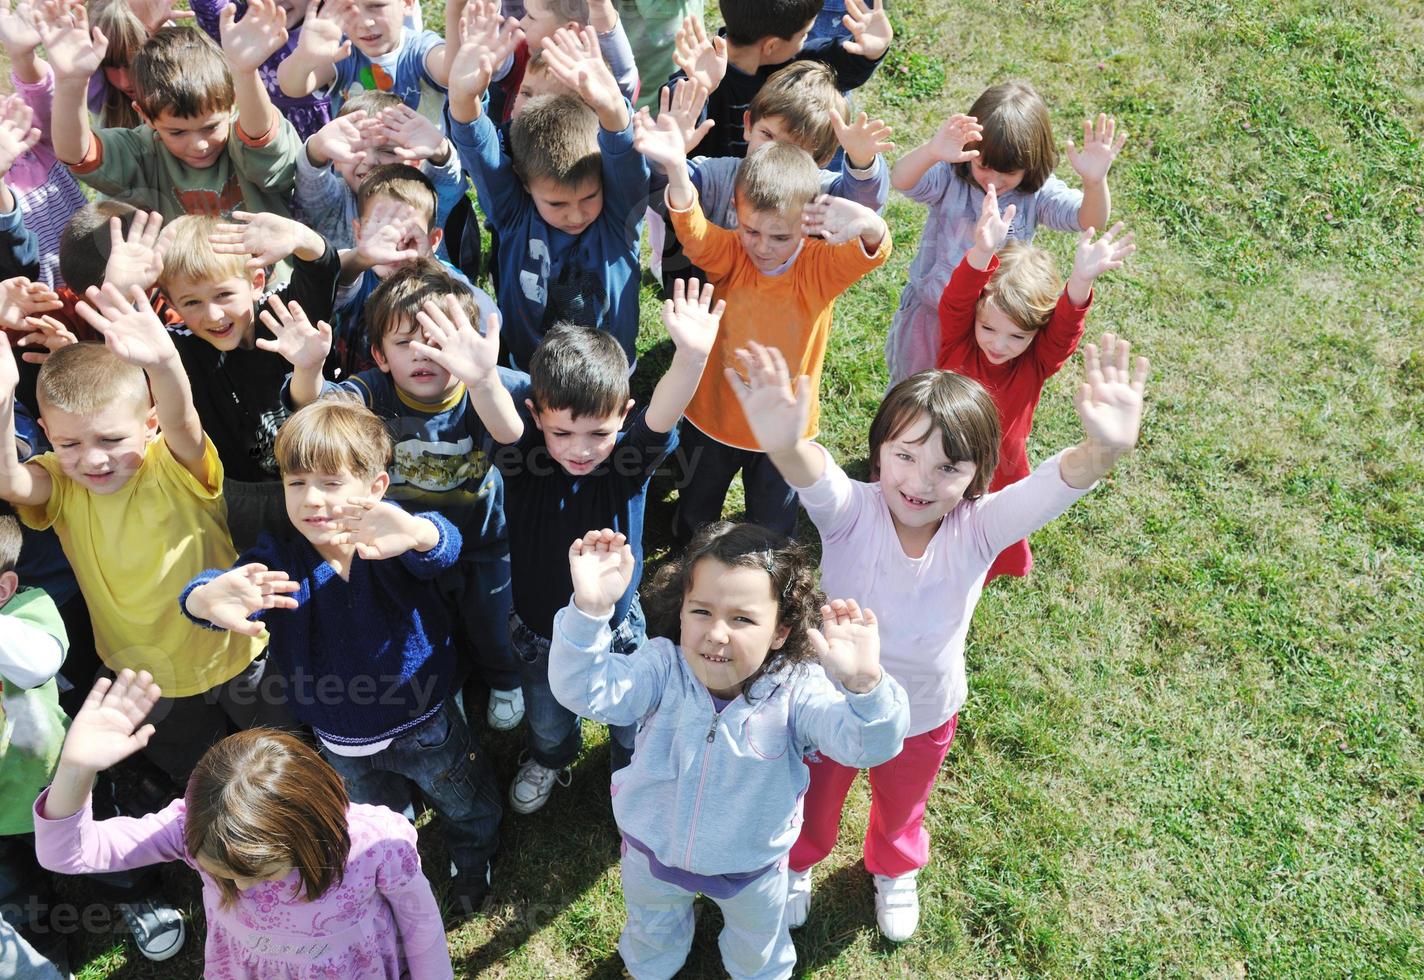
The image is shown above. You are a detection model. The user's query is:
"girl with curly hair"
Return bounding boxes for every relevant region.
[548,521,909,980]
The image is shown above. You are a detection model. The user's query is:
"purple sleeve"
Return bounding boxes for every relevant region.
[12,62,54,143]
[371,812,454,978]
[961,450,1093,559]
[188,0,227,41]
[1031,175,1085,233]
[34,791,193,876]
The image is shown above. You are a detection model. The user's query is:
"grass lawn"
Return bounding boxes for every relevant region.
[20,0,1424,976]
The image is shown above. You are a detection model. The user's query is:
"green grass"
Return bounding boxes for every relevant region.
[33,0,1424,975]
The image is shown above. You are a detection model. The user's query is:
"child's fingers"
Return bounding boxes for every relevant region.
[806,627,829,657]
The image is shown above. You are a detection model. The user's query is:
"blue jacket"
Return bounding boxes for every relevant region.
[549,602,909,876]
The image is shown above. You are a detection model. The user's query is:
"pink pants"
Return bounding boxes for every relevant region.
[789,715,958,878]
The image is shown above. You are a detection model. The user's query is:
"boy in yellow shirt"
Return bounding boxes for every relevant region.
[0,283,277,783]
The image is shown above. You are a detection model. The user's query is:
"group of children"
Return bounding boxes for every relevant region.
[0,0,1150,977]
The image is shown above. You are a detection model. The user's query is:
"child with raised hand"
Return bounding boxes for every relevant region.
[181,399,503,914]
[549,521,908,978]
[939,182,1135,580]
[886,80,1128,381]
[34,669,456,977]
[732,334,1149,942]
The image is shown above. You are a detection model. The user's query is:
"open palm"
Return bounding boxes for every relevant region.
[1074,333,1149,451]
[568,529,634,616]
[59,671,163,772]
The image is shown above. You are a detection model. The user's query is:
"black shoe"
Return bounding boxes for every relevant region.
[445,862,492,922]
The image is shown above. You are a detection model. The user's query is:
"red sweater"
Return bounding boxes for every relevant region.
[937,254,1090,580]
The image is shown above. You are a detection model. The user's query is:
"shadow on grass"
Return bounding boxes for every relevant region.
[791,861,881,972]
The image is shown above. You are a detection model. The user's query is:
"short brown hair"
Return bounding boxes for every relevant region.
[157,215,249,293]
[0,515,22,576]
[748,61,848,167]
[509,94,601,190]
[356,164,437,227]
[528,323,628,420]
[868,371,1000,500]
[37,343,151,417]
[981,242,1060,333]
[338,89,404,119]
[733,141,822,217]
[132,25,234,121]
[59,201,138,293]
[89,0,146,128]
[364,259,477,350]
[273,400,393,479]
[720,0,821,47]
[184,730,351,910]
[955,81,1058,194]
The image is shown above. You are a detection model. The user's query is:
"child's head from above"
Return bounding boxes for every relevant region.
[957,80,1057,196]
[510,94,604,236]
[527,323,632,477]
[365,259,474,402]
[345,0,413,58]
[868,371,1000,533]
[131,26,235,170]
[184,729,351,908]
[744,61,847,167]
[355,164,442,274]
[520,0,590,52]
[720,0,820,59]
[158,216,265,352]
[88,0,147,127]
[975,242,1059,364]
[35,344,156,497]
[646,521,823,700]
[0,515,22,609]
[333,91,407,190]
[732,142,821,272]
[511,51,576,119]
[59,200,138,294]
[275,400,394,550]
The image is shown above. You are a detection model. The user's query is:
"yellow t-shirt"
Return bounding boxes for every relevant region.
[17,435,263,697]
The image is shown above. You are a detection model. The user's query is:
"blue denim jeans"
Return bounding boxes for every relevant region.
[808,0,849,43]
[443,552,521,693]
[321,699,502,878]
[673,421,800,544]
[510,596,645,773]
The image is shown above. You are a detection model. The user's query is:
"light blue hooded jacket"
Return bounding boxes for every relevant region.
[549,602,910,876]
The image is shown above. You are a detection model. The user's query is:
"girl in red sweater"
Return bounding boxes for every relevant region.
[938,182,1134,580]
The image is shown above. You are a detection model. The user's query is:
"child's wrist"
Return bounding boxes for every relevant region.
[841,665,882,694]
[572,594,615,618]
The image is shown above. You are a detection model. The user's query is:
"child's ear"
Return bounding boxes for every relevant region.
[132,102,151,126]
[0,570,18,607]
[250,268,266,292]
[427,228,443,252]
[741,110,754,141]
[769,622,790,651]
[144,405,160,437]
[370,342,391,373]
[525,398,541,429]
[368,469,391,498]
[621,397,635,420]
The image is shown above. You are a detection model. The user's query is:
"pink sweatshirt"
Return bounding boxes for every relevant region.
[8,63,88,287]
[33,790,454,979]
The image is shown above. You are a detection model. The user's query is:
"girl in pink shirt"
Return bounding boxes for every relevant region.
[732,333,1149,942]
[34,670,455,979]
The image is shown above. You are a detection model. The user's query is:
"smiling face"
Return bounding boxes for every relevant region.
[371,317,460,402]
[733,200,803,272]
[526,174,604,236]
[140,107,231,169]
[283,466,389,554]
[876,412,979,540]
[528,401,631,476]
[38,399,157,495]
[346,0,409,56]
[165,271,264,351]
[678,558,790,700]
[974,296,1035,364]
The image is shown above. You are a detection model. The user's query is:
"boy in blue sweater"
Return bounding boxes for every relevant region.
[446,3,649,371]
[180,399,501,912]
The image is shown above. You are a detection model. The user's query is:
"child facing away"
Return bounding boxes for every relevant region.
[275,263,527,731]
[446,3,649,371]
[940,183,1135,580]
[885,79,1128,381]
[633,107,890,540]
[181,400,503,912]
[407,277,722,813]
[733,333,1150,941]
[35,670,455,978]
[550,521,909,978]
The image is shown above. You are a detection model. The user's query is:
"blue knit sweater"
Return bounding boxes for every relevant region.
[180,513,462,747]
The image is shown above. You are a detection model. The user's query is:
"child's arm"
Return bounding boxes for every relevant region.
[409,295,523,443]
[889,113,982,194]
[1056,333,1148,489]
[40,670,163,821]
[435,0,464,88]
[210,209,329,273]
[327,499,454,566]
[276,0,351,98]
[645,278,722,434]
[801,193,888,254]
[1066,113,1127,232]
[730,341,825,488]
[670,14,726,96]
[257,295,334,408]
[219,0,290,142]
[73,284,206,477]
[0,96,42,215]
[633,105,692,209]
[34,0,107,166]
[0,334,52,507]
[0,0,45,85]
[963,181,1014,270]
[446,0,523,124]
[182,561,300,636]
[589,0,637,104]
[541,25,629,133]
[336,198,422,285]
[1028,224,1135,376]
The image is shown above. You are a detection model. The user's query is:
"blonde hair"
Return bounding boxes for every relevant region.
[980,242,1060,333]
[356,164,437,226]
[733,142,822,217]
[157,215,249,292]
[747,61,848,167]
[36,343,150,417]
[273,400,392,479]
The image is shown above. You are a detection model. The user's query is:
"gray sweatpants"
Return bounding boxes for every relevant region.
[0,918,63,979]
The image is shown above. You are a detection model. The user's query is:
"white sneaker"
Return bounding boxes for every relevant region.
[873,871,920,942]
[786,867,812,929]
[508,756,571,814]
[486,687,525,730]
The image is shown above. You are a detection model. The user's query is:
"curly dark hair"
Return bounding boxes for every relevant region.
[644,522,825,699]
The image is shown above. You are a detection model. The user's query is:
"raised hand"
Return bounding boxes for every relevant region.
[567,528,634,618]
[378,104,446,162]
[632,106,688,172]
[255,295,332,369]
[292,0,351,64]
[219,0,289,73]
[102,211,171,293]
[655,78,713,155]
[410,295,501,384]
[1068,222,1135,288]
[307,111,370,166]
[841,0,892,60]
[185,563,299,636]
[0,0,42,62]
[0,275,61,330]
[15,313,78,364]
[928,113,983,165]
[541,24,624,122]
[1066,113,1127,183]
[354,198,422,270]
[966,182,1016,266]
[33,0,108,80]
[0,332,19,401]
[807,599,882,692]
[211,210,307,270]
[801,193,879,246]
[661,277,723,361]
[327,498,438,560]
[727,341,810,456]
[671,15,726,93]
[1074,333,1149,453]
[830,106,894,168]
[75,283,176,368]
[56,670,163,773]
[448,0,523,115]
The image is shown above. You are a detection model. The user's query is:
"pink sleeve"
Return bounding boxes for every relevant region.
[33,790,193,876]
[960,450,1092,560]
[795,445,870,545]
[12,62,55,145]
[372,814,454,978]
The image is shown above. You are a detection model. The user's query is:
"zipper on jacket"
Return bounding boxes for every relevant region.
[705,718,716,743]
[683,704,718,868]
